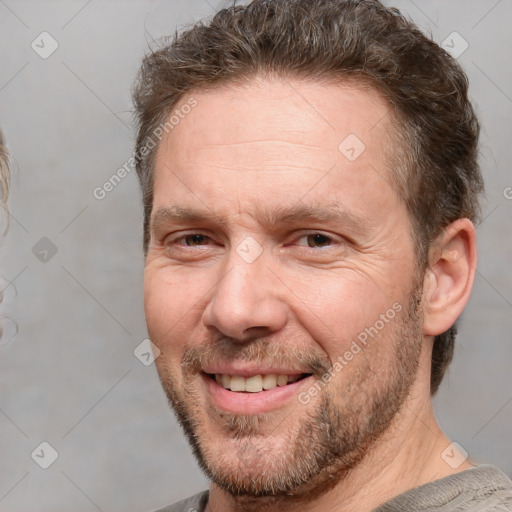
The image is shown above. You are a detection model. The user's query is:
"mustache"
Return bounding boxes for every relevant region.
[181,335,332,377]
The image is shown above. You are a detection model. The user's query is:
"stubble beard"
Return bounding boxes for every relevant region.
[155,283,424,501]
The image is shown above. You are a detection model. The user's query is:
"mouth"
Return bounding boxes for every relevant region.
[206,372,312,393]
[201,371,315,414]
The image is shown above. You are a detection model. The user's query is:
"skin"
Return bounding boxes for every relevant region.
[144,76,477,512]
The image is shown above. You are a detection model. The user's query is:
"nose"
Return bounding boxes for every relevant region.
[202,249,288,341]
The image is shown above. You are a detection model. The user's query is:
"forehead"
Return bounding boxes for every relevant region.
[152,76,400,221]
[161,76,391,160]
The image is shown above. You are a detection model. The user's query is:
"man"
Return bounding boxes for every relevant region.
[132,0,512,510]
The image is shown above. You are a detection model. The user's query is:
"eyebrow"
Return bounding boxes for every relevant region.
[150,206,228,234]
[150,202,373,237]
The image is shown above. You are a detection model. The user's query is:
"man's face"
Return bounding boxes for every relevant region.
[144,77,425,498]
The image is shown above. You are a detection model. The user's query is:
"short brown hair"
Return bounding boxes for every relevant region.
[0,129,10,325]
[132,0,484,394]
[0,130,9,225]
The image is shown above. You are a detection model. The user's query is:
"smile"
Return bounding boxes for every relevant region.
[201,371,315,414]
[208,373,311,393]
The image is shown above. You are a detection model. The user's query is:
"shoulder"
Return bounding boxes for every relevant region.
[460,493,512,511]
[460,466,512,511]
[374,465,512,511]
[152,490,209,512]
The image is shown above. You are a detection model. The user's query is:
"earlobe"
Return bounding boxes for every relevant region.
[422,219,477,337]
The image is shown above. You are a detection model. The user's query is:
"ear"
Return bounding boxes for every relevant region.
[422,218,477,336]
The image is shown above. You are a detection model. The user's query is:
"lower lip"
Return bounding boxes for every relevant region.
[201,373,314,414]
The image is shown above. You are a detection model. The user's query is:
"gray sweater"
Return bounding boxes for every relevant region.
[155,464,512,511]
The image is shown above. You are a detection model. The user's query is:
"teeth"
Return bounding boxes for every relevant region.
[277,375,288,386]
[245,375,263,393]
[213,373,304,392]
[262,374,277,389]
[221,374,230,388]
[230,375,245,392]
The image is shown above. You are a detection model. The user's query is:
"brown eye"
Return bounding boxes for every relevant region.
[184,234,209,246]
[306,234,331,247]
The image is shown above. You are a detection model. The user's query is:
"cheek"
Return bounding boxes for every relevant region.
[283,269,400,354]
[143,269,204,348]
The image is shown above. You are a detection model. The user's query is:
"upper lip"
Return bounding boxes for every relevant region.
[201,365,310,378]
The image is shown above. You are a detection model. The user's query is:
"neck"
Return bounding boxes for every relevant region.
[205,361,473,512]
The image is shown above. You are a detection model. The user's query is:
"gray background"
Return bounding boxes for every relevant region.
[0,1,511,511]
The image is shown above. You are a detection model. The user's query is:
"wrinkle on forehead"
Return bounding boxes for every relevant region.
[189,139,336,174]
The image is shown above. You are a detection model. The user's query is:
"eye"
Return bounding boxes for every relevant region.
[181,234,210,246]
[163,232,216,249]
[294,232,335,248]
[304,233,332,248]
[160,231,221,261]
